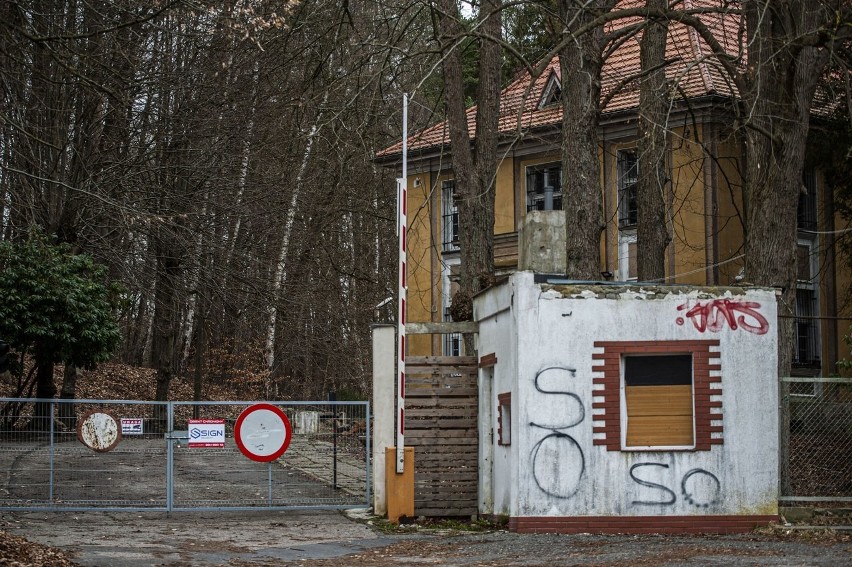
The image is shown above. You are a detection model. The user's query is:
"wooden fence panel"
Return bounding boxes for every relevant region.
[406,355,478,518]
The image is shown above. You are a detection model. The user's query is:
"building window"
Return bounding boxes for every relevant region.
[442,260,462,356]
[618,231,638,281]
[794,167,820,372]
[526,162,562,212]
[623,355,694,448]
[593,340,722,452]
[497,392,511,445]
[442,180,459,252]
[798,168,817,232]
[617,150,638,228]
[794,238,820,367]
[443,307,462,356]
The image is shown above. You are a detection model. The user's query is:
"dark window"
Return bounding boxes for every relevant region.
[526,163,562,212]
[443,307,462,356]
[798,169,817,232]
[497,392,512,445]
[794,288,820,366]
[794,242,820,367]
[442,180,459,252]
[618,150,638,228]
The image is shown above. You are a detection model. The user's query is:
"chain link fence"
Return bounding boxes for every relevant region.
[780,377,852,505]
[0,398,370,511]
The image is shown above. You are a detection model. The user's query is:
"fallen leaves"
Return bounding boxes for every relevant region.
[0,530,79,567]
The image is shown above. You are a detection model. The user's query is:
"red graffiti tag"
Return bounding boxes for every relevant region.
[675,299,769,335]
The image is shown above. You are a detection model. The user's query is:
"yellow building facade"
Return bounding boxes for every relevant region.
[376,17,851,377]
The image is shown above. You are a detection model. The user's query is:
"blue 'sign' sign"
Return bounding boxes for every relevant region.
[188,419,225,448]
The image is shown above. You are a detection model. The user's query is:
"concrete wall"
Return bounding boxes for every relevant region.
[474,280,519,517]
[475,272,779,520]
[518,211,566,274]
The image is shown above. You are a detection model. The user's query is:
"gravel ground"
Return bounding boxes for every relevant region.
[0,510,849,567]
[291,530,852,567]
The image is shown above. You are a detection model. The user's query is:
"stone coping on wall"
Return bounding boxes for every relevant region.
[528,273,779,298]
[543,284,776,301]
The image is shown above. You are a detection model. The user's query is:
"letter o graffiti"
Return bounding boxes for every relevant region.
[681,468,721,508]
[530,432,585,499]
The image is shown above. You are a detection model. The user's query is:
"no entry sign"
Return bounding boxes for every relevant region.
[234,404,292,462]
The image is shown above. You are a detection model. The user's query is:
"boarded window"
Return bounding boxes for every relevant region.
[624,355,694,447]
[497,392,511,445]
[627,241,638,280]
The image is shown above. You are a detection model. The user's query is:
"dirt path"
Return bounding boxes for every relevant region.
[1,510,850,567]
[0,509,411,566]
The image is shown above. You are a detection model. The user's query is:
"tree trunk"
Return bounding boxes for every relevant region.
[151,223,183,430]
[636,0,670,282]
[437,0,502,352]
[559,1,614,279]
[58,364,78,429]
[740,0,839,493]
[33,348,56,431]
[193,313,206,418]
[265,84,333,373]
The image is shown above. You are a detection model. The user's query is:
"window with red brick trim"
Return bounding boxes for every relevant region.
[592,340,723,451]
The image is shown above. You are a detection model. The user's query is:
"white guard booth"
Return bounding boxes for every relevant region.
[474,271,779,534]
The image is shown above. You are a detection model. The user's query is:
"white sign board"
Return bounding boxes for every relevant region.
[188,419,225,448]
[77,411,121,452]
[121,418,144,436]
[234,404,292,462]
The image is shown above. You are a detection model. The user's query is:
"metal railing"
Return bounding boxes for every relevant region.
[0,398,370,511]
[780,377,852,504]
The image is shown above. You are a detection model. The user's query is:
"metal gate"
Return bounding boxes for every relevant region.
[0,399,370,511]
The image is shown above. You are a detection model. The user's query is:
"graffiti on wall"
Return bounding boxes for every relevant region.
[526,366,723,508]
[529,366,585,499]
[630,462,721,508]
[676,299,769,335]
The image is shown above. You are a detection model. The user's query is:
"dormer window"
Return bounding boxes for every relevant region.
[539,73,561,109]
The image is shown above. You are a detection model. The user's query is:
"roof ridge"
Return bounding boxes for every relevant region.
[683,0,715,93]
[376,1,743,160]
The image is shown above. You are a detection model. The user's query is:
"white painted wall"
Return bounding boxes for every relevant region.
[475,272,779,518]
[474,280,519,517]
[371,324,396,515]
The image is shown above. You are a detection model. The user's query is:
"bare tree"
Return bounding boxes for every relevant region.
[559,0,617,279]
[433,0,503,340]
[736,1,849,377]
[636,0,670,281]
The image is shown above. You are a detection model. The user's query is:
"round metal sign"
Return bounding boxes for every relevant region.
[77,410,122,452]
[234,404,292,462]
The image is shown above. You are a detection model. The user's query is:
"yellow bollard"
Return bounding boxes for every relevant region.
[385,447,414,523]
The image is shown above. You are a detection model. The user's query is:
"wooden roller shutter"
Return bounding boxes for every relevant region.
[624,354,693,447]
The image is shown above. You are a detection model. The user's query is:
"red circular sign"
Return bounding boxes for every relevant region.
[234,404,292,462]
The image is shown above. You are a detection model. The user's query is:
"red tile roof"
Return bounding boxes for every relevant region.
[377,0,742,159]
